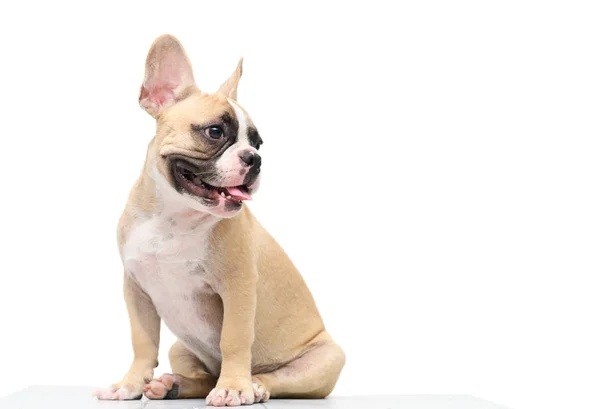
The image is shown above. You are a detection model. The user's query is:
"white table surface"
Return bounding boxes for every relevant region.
[0,386,512,409]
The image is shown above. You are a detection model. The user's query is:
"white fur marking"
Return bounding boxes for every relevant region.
[228,99,250,146]
[121,168,223,358]
[214,100,255,175]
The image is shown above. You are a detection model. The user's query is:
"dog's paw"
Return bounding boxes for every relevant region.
[251,377,270,403]
[206,384,254,406]
[144,373,180,400]
[93,384,143,400]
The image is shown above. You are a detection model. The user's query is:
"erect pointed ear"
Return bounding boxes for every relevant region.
[139,34,197,118]
[217,58,243,101]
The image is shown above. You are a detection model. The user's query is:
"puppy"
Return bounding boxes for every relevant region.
[93,35,345,406]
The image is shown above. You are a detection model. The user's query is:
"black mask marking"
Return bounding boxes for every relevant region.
[247,127,263,150]
[189,112,240,158]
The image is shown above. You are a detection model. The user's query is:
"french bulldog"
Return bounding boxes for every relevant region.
[93,34,345,406]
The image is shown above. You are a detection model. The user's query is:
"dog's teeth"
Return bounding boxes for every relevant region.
[227,195,232,199]
[220,192,226,197]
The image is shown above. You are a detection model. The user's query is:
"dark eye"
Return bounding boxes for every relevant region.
[205,126,224,139]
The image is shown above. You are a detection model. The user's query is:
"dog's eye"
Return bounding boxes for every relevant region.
[205,126,224,139]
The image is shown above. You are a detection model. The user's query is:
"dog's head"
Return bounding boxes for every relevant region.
[139,35,263,218]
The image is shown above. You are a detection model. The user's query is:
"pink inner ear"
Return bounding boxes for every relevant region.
[140,83,176,114]
[139,41,194,115]
[141,84,175,106]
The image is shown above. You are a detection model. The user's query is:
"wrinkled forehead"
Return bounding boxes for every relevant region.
[161,92,255,131]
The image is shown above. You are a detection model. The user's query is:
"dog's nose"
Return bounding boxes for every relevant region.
[239,150,261,168]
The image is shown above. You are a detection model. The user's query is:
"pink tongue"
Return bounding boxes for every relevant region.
[225,186,252,201]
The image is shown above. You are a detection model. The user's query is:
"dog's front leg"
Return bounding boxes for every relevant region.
[207,273,257,406]
[94,272,160,400]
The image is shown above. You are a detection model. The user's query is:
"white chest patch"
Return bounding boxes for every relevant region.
[122,208,223,358]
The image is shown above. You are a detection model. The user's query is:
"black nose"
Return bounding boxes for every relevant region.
[239,150,261,168]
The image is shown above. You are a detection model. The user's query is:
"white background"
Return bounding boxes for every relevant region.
[0,2,598,409]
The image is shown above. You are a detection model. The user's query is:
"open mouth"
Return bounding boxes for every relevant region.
[171,158,252,206]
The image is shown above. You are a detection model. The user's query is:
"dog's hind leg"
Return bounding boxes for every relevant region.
[144,341,217,399]
[252,333,346,401]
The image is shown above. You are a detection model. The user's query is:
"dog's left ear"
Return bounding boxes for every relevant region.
[217,58,243,101]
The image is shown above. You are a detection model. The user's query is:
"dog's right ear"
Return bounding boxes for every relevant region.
[139,35,197,118]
